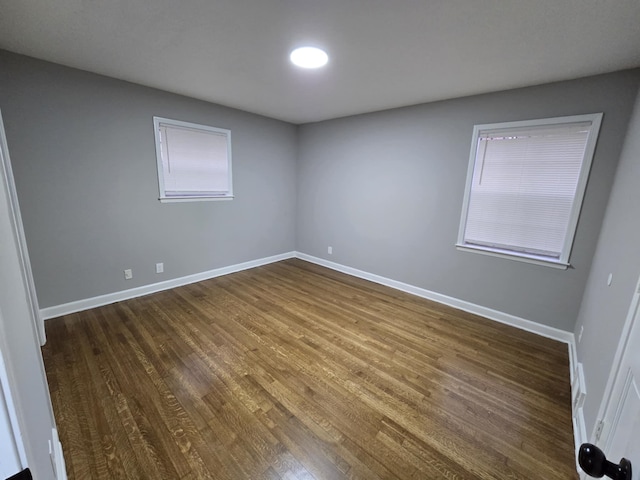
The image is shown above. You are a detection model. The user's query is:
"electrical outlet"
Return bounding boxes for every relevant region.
[124,269,133,280]
[156,262,164,274]
[328,246,333,255]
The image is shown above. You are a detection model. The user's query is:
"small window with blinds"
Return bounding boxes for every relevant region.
[153,117,232,202]
[457,113,602,268]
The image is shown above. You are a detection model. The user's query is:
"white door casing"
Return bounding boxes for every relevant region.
[592,274,640,479]
[0,339,23,478]
[0,109,64,478]
[603,304,640,477]
[0,111,44,346]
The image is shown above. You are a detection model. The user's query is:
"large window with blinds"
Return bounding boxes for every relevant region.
[153,117,232,202]
[457,113,602,268]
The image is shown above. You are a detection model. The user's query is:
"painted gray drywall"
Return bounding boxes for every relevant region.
[297,71,640,331]
[574,89,640,437]
[0,50,297,308]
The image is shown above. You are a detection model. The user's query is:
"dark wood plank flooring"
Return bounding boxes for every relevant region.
[42,259,578,479]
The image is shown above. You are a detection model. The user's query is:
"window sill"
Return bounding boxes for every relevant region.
[455,244,570,270]
[159,195,234,203]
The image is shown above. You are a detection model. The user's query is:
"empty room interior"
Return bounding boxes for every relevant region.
[1,1,640,479]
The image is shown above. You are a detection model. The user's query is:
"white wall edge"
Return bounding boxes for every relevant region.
[296,252,574,344]
[40,252,296,320]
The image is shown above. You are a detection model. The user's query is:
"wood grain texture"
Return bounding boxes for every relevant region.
[42,259,578,479]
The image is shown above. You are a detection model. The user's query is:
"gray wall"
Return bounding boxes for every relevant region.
[574,89,640,437]
[0,50,298,308]
[297,71,640,331]
[1,47,639,335]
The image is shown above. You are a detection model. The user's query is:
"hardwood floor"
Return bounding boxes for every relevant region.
[42,259,578,479]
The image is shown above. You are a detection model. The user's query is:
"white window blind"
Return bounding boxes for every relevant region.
[153,117,232,201]
[457,114,602,267]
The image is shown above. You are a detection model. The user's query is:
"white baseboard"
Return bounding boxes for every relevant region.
[296,252,584,474]
[40,252,296,320]
[296,252,575,344]
[42,249,577,345]
[41,249,584,475]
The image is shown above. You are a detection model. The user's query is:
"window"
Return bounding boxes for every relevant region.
[153,117,232,202]
[457,113,602,268]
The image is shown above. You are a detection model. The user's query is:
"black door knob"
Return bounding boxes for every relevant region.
[579,443,632,480]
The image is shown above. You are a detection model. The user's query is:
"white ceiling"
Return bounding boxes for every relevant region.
[1,0,639,124]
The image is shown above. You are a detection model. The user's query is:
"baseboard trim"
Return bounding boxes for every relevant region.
[42,250,577,343]
[295,252,574,345]
[295,252,583,474]
[40,252,296,320]
[41,249,583,474]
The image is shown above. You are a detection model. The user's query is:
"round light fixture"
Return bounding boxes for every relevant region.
[290,46,328,69]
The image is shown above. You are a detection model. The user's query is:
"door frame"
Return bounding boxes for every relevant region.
[0,113,45,346]
[0,109,64,478]
[0,335,25,477]
[593,273,640,449]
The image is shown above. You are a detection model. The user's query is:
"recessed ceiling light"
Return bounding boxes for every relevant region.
[290,47,328,69]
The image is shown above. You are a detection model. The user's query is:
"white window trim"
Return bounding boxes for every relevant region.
[456,113,603,269]
[153,116,233,203]
[157,196,234,203]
